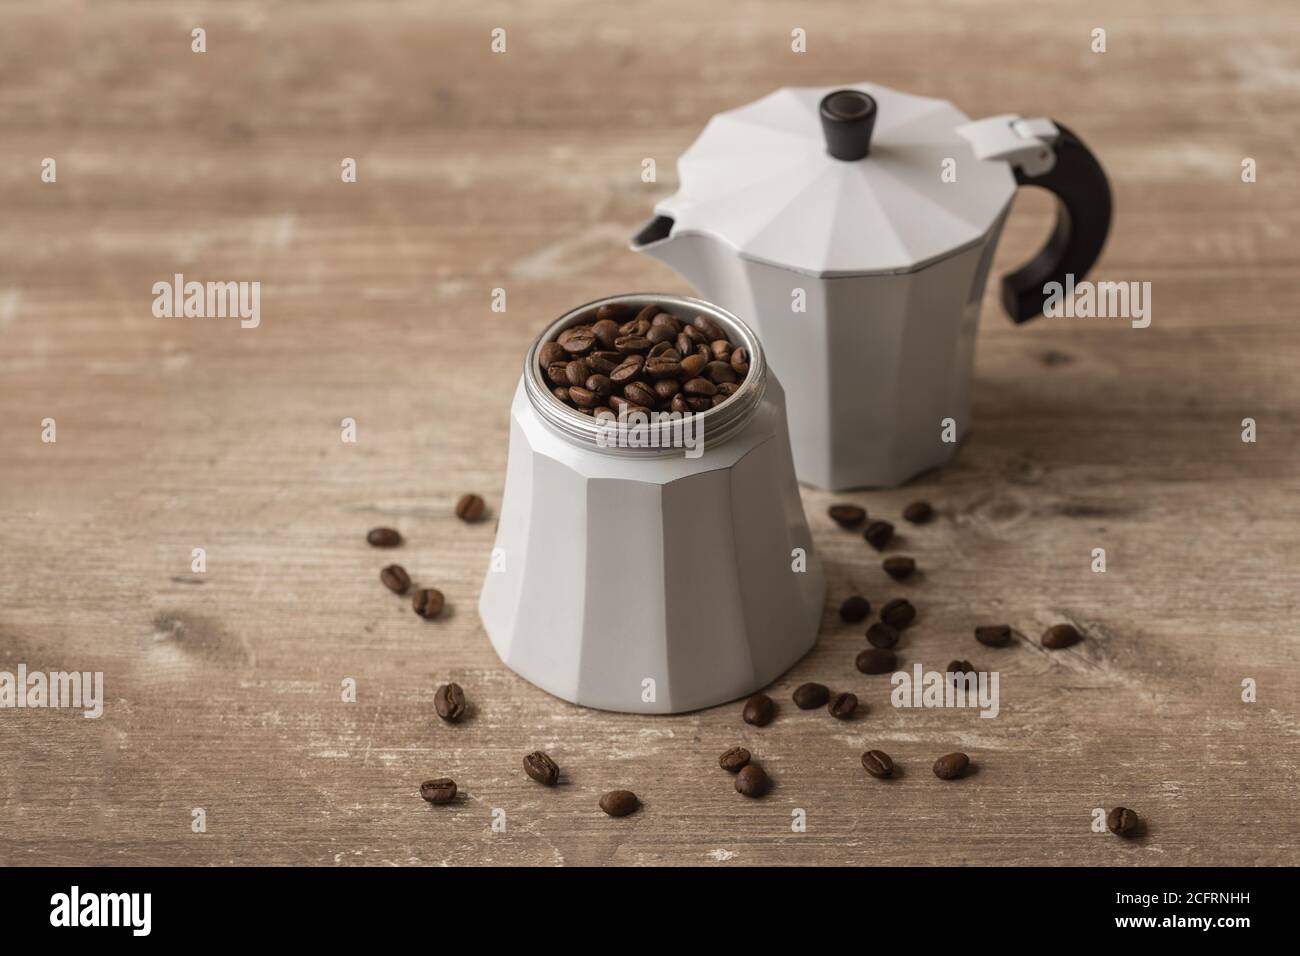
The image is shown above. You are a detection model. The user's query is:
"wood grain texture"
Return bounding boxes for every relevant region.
[1,0,1298,866]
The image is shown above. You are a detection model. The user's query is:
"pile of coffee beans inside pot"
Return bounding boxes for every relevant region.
[539,302,751,419]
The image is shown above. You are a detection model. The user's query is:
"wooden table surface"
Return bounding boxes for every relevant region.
[2,0,1298,866]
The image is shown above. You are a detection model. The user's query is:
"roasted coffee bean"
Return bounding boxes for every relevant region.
[730,347,749,375]
[683,377,717,397]
[653,379,680,400]
[591,318,621,348]
[863,519,894,550]
[933,752,970,780]
[553,386,571,403]
[623,381,658,407]
[546,362,572,387]
[1107,807,1141,837]
[947,659,975,676]
[792,682,830,709]
[685,396,712,413]
[419,778,457,804]
[609,356,644,384]
[710,394,727,408]
[856,647,896,675]
[367,527,403,548]
[883,556,916,580]
[586,374,613,397]
[587,352,618,374]
[671,394,690,414]
[679,353,707,378]
[539,341,566,367]
[596,303,635,324]
[975,624,1012,647]
[828,692,858,719]
[380,564,411,594]
[651,311,682,333]
[557,327,595,354]
[705,360,737,384]
[683,323,707,344]
[456,493,486,522]
[734,764,770,798]
[716,382,739,397]
[693,315,725,340]
[564,360,589,387]
[608,394,642,413]
[646,323,676,345]
[645,357,683,379]
[568,386,598,407]
[861,750,894,778]
[675,332,694,355]
[840,595,871,623]
[866,622,899,649]
[828,504,866,529]
[633,304,659,327]
[1042,623,1082,649]
[709,340,732,361]
[647,341,672,360]
[615,334,652,353]
[413,588,446,620]
[434,682,466,721]
[594,407,617,421]
[599,789,639,817]
[903,500,934,524]
[742,693,774,726]
[523,750,560,786]
[719,746,751,773]
[880,598,916,629]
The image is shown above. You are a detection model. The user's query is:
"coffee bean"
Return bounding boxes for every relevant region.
[734,764,770,798]
[679,353,707,378]
[716,382,739,397]
[646,323,676,346]
[615,334,652,353]
[413,588,445,620]
[419,778,457,804]
[586,374,613,398]
[880,598,916,629]
[693,315,725,340]
[975,624,1012,647]
[861,750,894,778]
[609,356,644,384]
[730,347,749,375]
[587,352,618,374]
[380,565,411,594]
[650,311,682,333]
[546,362,572,387]
[632,304,659,327]
[670,394,689,414]
[653,379,680,400]
[792,682,830,709]
[553,386,571,403]
[866,622,899,648]
[367,527,402,548]
[591,318,621,348]
[434,682,466,721]
[557,327,595,355]
[839,595,871,623]
[863,519,894,550]
[883,556,916,580]
[564,360,589,387]
[645,357,682,379]
[705,360,737,385]
[539,341,566,367]
[683,377,717,397]
[595,303,635,324]
[685,396,712,412]
[719,746,751,773]
[828,504,866,529]
[1107,807,1141,837]
[709,340,731,362]
[599,789,639,817]
[903,500,934,524]
[455,493,486,522]
[828,692,858,719]
[856,647,896,675]
[623,381,658,407]
[568,386,598,407]
[1042,623,1082,649]
[947,659,975,676]
[933,752,970,780]
[523,750,560,786]
[742,693,774,726]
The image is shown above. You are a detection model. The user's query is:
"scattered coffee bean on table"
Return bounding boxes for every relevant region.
[367,527,402,548]
[599,789,640,817]
[523,750,560,786]
[434,682,467,722]
[975,624,1012,647]
[880,598,916,629]
[863,519,894,550]
[933,752,970,780]
[903,501,934,524]
[792,682,830,709]
[866,622,899,649]
[947,660,975,675]
[742,693,775,726]
[719,747,751,773]
[840,595,871,623]
[419,778,457,804]
[828,692,858,719]
[455,493,486,522]
[541,306,751,417]
[1107,807,1141,837]
[380,564,411,595]
[856,647,896,675]
[735,764,770,798]
[861,750,894,778]
[828,503,867,529]
[883,556,917,580]
[1042,623,1082,649]
[413,588,445,620]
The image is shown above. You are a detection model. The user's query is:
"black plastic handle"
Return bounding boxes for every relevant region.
[1001,122,1112,323]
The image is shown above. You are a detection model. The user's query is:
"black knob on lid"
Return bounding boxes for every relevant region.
[819,89,877,161]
